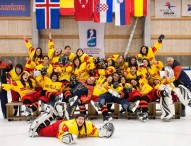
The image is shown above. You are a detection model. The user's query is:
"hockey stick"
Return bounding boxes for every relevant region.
[67,97,79,119]
[124,17,139,58]
[90,100,99,113]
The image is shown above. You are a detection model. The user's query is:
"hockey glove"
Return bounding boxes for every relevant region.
[158,34,165,43]
[60,132,78,144]
[40,68,47,76]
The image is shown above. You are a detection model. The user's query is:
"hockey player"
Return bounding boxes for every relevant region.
[29,113,115,144]
[137,34,165,64]
[73,57,95,81]
[152,66,176,121]
[63,45,76,62]
[130,75,172,122]
[35,55,53,77]
[76,48,94,63]
[7,64,23,116]
[123,66,137,81]
[119,76,141,114]
[98,73,138,122]
[24,35,43,71]
[63,76,96,118]
[140,58,164,86]
[47,33,62,68]
[1,71,41,116]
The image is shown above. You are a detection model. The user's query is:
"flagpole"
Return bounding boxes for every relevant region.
[124,17,138,58]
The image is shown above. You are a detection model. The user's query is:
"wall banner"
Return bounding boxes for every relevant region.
[0,0,30,16]
[182,0,191,16]
[78,21,105,58]
[155,0,181,18]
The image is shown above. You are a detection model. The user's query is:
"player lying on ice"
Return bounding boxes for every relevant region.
[29,112,115,144]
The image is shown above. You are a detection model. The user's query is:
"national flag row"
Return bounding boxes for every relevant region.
[35,0,147,29]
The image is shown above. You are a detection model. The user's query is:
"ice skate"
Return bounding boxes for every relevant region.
[128,101,139,112]
[103,115,112,124]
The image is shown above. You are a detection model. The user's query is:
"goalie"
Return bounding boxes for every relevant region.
[28,113,115,144]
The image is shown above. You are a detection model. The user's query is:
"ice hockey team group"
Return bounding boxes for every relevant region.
[1,34,191,144]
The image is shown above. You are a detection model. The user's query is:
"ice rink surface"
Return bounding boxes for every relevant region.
[0,108,191,146]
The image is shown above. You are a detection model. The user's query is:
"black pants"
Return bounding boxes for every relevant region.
[0,90,8,118]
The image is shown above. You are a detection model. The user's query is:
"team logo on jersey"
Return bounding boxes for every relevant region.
[87,29,96,47]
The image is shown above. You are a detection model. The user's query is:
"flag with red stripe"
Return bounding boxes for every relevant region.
[130,0,147,17]
[115,0,130,26]
[35,0,60,29]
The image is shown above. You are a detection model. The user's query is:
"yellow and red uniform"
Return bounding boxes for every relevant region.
[35,75,64,92]
[57,63,73,82]
[97,66,116,77]
[35,64,53,77]
[68,52,76,62]
[47,39,61,68]
[92,77,111,101]
[38,119,99,138]
[147,61,164,85]
[8,68,22,81]
[24,39,43,71]
[74,62,95,81]
[2,79,36,99]
[123,67,137,80]
[7,68,22,102]
[79,53,94,63]
[137,41,162,64]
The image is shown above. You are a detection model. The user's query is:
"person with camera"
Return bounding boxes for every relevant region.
[35,55,53,77]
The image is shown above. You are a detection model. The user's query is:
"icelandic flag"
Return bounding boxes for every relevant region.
[94,0,113,23]
[35,0,60,29]
[115,0,130,26]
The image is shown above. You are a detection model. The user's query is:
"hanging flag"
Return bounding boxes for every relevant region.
[60,0,74,16]
[35,0,60,29]
[74,0,93,21]
[115,0,130,26]
[130,0,147,17]
[94,0,113,23]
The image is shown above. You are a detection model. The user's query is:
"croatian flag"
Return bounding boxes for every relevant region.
[115,0,130,26]
[94,0,113,23]
[35,0,60,29]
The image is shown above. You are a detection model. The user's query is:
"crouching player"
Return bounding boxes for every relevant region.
[29,113,115,144]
